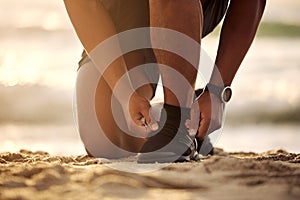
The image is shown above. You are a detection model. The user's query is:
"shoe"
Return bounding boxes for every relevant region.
[194,137,214,156]
[137,104,200,163]
[137,87,215,163]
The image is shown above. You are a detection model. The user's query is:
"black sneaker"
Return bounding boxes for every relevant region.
[194,137,214,156]
[137,104,200,163]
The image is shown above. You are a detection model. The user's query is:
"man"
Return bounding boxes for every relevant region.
[64,0,266,162]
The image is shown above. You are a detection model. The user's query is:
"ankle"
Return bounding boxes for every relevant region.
[161,104,190,127]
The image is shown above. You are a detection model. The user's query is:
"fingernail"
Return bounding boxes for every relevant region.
[150,123,159,131]
[189,129,197,137]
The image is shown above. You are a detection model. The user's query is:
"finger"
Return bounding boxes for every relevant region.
[128,121,152,137]
[134,118,144,127]
[149,109,158,131]
[126,114,151,137]
[140,116,157,133]
[140,107,151,127]
[197,117,210,139]
[189,104,200,137]
[133,113,144,127]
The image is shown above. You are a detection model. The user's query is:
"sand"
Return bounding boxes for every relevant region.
[0,148,299,200]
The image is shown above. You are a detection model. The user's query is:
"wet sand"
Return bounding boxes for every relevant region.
[0,148,299,200]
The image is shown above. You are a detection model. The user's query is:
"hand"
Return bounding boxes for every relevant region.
[122,92,158,137]
[189,91,225,139]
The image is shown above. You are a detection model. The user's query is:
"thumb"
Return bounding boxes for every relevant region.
[140,106,151,127]
[149,108,158,131]
[140,107,159,131]
[197,117,210,139]
[149,103,162,131]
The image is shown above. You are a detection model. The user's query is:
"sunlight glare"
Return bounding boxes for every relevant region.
[0,50,40,87]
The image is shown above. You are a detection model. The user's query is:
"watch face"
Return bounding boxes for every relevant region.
[222,87,232,103]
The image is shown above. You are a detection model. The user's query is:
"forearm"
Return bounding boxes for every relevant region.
[64,0,135,97]
[209,0,266,86]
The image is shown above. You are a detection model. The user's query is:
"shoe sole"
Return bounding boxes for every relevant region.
[137,152,193,163]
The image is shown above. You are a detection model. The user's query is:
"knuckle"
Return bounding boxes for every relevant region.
[140,101,150,109]
[142,107,150,114]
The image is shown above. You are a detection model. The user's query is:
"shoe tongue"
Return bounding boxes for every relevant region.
[156,104,190,139]
[162,104,190,127]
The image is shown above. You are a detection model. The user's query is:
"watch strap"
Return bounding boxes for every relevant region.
[205,83,225,102]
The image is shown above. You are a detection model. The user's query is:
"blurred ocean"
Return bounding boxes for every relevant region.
[0,0,299,155]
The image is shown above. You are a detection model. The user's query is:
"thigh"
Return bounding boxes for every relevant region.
[76,60,143,158]
[100,0,150,32]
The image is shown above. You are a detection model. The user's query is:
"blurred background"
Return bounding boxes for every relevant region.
[0,0,299,155]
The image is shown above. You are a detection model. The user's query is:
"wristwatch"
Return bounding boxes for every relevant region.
[205,83,232,103]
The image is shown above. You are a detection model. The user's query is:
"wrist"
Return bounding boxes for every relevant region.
[113,83,136,106]
[205,83,232,103]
